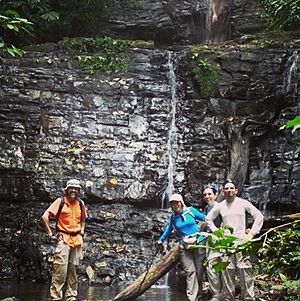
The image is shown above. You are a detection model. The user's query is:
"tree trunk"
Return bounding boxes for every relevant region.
[217,122,250,202]
[113,244,180,301]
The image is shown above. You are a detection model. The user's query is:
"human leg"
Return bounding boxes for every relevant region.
[193,243,206,297]
[206,251,222,301]
[65,246,83,301]
[236,253,255,301]
[221,253,236,301]
[180,247,199,301]
[50,241,70,300]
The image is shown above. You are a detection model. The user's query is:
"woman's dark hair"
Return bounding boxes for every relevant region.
[204,186,217,195]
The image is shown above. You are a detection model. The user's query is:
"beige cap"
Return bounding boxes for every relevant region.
[64,179,81,191]
[169,193,186,207]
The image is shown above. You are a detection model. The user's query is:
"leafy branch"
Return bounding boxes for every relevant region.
[0,9,33,56]
[188,220,300,273]
[280,115,300,133]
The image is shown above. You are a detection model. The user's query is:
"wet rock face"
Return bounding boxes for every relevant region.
[0,41,300,214]
[102,0,265,45]
[0,37,300,283]
[0,201,170,286]
[0,48,190,207]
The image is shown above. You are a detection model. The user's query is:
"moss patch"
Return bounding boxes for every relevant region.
[190,51,220,98]
[57,36,155,74]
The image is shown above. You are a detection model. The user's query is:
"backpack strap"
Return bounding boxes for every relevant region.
[77,197,85,221]
[55,196,85,233]
[55,196,65,232]
[181,207,195,222]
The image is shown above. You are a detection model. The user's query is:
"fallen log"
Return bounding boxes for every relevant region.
[112,244,180,301]
[261,212,300,232]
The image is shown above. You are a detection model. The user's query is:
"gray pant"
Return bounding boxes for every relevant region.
[180,243,206,301]
[50,240,83,301]
[221,252,254,301]
[206,249,223,301]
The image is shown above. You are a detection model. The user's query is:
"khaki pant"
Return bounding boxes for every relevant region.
[221,252,254,301]
[180,242,206,301]
[50,240,83,301]
[206,248,223,301]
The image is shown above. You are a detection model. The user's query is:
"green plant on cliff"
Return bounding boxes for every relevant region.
[260,0,300,31]
[280,115,300,133]
[59,37,130,74]
[191,53,220,97]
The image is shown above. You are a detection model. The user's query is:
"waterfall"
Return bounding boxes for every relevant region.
[205,0,232,44]
[205,0,213,43]
[284,50,300,94]
[161,51,179,209]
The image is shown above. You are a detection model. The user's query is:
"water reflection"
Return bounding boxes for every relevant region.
[0,282,187,301]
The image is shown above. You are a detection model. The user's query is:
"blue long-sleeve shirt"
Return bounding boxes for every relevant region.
[159,207,206,244]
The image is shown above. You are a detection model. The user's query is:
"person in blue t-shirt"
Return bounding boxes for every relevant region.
[157,193,206,301]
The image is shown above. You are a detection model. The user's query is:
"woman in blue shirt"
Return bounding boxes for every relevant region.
[158,193,206,301]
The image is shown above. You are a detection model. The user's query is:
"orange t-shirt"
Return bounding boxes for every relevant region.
[47,196,87,247]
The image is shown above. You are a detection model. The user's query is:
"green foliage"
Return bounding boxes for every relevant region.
[280,115,300,133]
[260,0,300,31]
[59,37,130,74]
[76,54,129,74]
[258,223,300,279]
[0,9,33,56]
[2,0,59,24]
[191,53,220,97]
[192,222,300,282]
[207,225,237,251]
[1,0,142,45]
[205,225,261,273]
[1,0,58,46]
[272,274,300,301]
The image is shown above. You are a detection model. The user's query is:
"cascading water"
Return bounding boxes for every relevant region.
[205,0,233,44]
[161,51,179,209]
[284,50,300,94]
[205,0,213,43]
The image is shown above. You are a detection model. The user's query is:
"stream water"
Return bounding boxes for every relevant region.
[0,282,187,301]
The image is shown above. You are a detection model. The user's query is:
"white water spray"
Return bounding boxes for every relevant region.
[284,50,300,93]
[162,51,179,209]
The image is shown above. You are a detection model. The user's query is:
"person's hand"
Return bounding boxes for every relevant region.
[244,229,254,240]
[224,229,232,236]
[155,240,164,254]
[244,232,254,241]
[48,233,58,243]
[199,221,207,231]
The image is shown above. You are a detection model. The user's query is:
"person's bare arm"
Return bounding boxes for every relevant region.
[80,220,86,235]
[42,211,52,236]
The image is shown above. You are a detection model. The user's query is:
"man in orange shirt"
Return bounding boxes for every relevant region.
[42,179,88,301]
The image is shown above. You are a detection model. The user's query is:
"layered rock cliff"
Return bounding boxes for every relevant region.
[0,0,299,287]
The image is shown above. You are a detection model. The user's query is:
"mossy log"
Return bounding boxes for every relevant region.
[112,244,180,301]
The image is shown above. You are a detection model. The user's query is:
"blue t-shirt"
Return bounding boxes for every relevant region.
[159,207,206,243]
